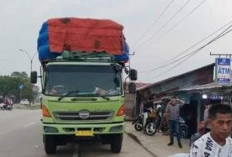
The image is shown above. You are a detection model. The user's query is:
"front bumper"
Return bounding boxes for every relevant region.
[42,122,125,135]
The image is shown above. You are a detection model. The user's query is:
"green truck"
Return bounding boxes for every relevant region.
[31,51,137,154]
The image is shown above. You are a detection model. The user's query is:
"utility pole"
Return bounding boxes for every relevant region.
[19,84,24,103]
[19,49,37,73]
[20,88,22,102]
[19,49,37,105]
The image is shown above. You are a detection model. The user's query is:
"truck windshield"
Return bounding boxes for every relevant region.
[44,65,122,97]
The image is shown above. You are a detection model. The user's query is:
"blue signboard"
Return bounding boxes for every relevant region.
[18,84,24,90]
[216,58,231,85]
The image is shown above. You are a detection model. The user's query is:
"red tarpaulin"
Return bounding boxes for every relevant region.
[48,18,125,55]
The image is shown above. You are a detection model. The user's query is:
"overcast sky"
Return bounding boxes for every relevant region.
[1,0,232,85]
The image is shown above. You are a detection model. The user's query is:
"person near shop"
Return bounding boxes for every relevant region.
[203,103,211,133]
[143,96,154,127]
[165,96,185,148]
[190,104,232,157]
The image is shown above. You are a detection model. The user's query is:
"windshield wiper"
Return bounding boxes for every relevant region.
[101,95,110,101]
[58,90,79,101]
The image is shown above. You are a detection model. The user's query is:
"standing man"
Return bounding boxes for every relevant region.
[165,96,185,148]
[190,104,232,157]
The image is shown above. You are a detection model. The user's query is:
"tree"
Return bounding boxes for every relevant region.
[11,72,28,79]
[0,71,39,103]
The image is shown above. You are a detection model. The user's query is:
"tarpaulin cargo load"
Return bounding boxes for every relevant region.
[37,17,129,63]
[114,42,129,63]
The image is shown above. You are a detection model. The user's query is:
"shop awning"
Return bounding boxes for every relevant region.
[175,83,225,92]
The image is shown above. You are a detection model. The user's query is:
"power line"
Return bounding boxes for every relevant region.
[132,0,175,47]
[155,0,207,43]
[140,20,232,73]
[135,0,192,51]
[160,28,232,76]
[167,23,232,63]
[143,25,232,81]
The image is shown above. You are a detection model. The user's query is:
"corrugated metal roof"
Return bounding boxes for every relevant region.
[175,82,223,92]
[137,63,215,91]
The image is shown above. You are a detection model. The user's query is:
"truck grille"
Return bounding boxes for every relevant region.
[53,111,114,121]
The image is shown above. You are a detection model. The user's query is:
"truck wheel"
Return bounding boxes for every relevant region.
[110,134,123,153]
[44,135,56,155]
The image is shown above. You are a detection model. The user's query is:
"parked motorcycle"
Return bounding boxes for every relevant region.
[165,117,189,138]
[144,108,159,136]
[133,107,160,136]
[179,117,189,138]
[132,113,144,131]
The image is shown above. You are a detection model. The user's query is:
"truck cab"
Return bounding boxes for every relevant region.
[31,52,137,154]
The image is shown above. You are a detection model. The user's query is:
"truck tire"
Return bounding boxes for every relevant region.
[44,135,56,155]
[110,134,123,153]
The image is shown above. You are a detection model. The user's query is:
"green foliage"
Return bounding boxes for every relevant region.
[0,72,39,102]
[11,71,28,78]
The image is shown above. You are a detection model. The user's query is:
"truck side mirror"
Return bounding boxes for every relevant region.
[129,69,137,81]
[31,71,37,84]
[128,82,136,94]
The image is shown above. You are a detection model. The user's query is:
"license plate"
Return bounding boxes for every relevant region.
[75,130,93,136]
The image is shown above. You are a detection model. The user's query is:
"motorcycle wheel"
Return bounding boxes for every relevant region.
[180,125,188,138]
[134,122,143,131]
[145,123,157,136]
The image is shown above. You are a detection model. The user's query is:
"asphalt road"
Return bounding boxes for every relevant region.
[0,109,153,157]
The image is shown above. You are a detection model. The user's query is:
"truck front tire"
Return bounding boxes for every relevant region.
[44,135,57,155]
[110,134,123,153]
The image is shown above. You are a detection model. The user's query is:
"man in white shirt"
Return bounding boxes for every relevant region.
[190,104,232,157]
